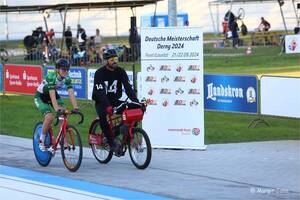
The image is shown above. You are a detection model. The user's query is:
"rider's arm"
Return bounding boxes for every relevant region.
[68,88,78,109]
[65,77,78,109]
[120,69,138,102]
[92,69,110,107]
[49,89,60,111]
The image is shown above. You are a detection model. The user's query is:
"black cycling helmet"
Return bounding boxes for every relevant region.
[55,58,70,69]
[103,49,118,60]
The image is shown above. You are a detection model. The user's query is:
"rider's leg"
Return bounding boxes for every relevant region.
[34,97,53,150]
[95,104,113,147]
[56,98,68,148]
[41,112,54,138]
[39,112,54,151]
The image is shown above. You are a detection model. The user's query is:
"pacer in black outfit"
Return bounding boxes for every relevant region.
[92,49,141,152]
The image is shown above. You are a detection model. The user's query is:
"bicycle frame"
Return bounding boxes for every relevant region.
[107,108,144,144]
[48,115,73,152]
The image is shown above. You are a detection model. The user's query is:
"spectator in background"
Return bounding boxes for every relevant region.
[231,17,239,48]
[44,28,56,62]
[77,27,87,51]
[258,17,271,32]
[129,27,140,61]
[46,28,55,44]
[94,28,103,61]
[33,26,46,45]
[64,26,72,54]
[95,29,102,49]
[224,10,235,30]
[76,24,81,38]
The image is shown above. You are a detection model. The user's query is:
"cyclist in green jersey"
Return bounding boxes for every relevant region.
[34,58,79,151]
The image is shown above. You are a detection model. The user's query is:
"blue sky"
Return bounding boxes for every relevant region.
[0,0,297,40]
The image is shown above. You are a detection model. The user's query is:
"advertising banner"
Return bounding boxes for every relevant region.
[141,27,205,149]
[4,64,42,95]
[0,64,3,92]
[261,76,300,118]
[44,66,87,99]
[87,68,133,101]
[285,35,300,54]
[204,74,258,114]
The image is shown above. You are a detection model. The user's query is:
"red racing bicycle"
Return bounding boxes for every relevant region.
[88,100,152,169]
[33,110,84,172]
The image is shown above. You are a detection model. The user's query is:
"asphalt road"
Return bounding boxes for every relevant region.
[0,135,299,200]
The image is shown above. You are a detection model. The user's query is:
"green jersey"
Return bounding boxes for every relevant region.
[35,71,73,104]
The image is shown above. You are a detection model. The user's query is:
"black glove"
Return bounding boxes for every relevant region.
[71,108,79,114]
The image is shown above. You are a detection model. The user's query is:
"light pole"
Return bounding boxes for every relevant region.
[168,0,177,26]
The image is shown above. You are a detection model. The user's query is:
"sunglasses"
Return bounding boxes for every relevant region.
[109,57,118,62]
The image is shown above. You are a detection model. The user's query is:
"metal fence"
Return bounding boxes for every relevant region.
[0,36,141,67]
[0,31,289,68]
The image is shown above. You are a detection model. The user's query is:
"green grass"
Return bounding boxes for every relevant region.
[1,95,299,145]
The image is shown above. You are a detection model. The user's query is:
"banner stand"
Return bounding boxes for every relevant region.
[0,63,9,99]
[79,67,93,109]
[248,113,269,128]
[248,77,269,128]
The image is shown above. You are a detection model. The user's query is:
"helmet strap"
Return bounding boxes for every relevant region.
[56,70,64,80]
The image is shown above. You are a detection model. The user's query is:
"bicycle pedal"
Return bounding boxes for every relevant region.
[47,146,55,155]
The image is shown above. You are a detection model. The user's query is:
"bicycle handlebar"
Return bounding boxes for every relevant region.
[112,99,148,114]
[54,110,84,126]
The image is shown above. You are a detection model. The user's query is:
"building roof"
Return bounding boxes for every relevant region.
[0,0,163,13]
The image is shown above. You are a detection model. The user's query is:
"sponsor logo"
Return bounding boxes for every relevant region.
[190,99,199,106]
[160,65,171,71]
[207,83,243,101]
[246,87,256,103]
[188,89,201,94]
[147,64,155,72]
[191,76,197,83]
[176,65,183,72]
[147,88,154,96]
[174,100,186,106]
[161,75,170,83]
[288,39,297,51]
[188,65,200,71]
[174,76,185,82]
[145,76,156,82]
[175,88,184,95]
[192,128,200,136]
[160,88,172,94]
[162,99,169,107]
[147,98,157,105]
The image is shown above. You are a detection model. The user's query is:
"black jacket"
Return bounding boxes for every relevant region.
[92,65,138,107]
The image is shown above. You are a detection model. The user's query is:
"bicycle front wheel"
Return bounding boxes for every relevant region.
[60,125,82,172]
[128,128,152,169]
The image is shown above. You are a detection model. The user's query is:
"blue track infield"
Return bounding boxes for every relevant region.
[0,165,172,200]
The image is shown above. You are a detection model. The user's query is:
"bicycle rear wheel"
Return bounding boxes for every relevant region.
[60,125,82,172]
[89,119,113,164]
[33,122,52,167]
[128,128,152,169]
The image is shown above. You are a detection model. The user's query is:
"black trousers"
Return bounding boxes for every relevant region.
[95,100,141,146]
